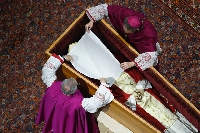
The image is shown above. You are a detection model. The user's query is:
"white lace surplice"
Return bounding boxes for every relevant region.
[67,31,124,80]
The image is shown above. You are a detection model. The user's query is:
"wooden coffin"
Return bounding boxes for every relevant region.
[45,11,200,133]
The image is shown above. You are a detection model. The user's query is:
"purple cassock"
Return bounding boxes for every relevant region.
[36,53,99,133]
[36,53,114,133]
[86,4,160,71]
[107,5,158,53]
[36,81,99,133]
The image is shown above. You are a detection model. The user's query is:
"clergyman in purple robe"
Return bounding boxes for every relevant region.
[85,3,162,71]
[36,53,114,133]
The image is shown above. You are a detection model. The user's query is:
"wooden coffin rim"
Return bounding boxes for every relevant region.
[45,11,199,133]
[100,19,199,113]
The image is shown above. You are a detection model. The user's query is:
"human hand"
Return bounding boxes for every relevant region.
[120,62,135,70]
[85,20,94,32]
[100,77,107,83]
[64,55,73,62]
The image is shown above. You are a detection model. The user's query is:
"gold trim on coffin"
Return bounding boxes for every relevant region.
[45,11,199,133]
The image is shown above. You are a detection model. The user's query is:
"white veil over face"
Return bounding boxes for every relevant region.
[67,31,123,80]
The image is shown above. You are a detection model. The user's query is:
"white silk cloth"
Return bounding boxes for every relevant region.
[67,31,124,80]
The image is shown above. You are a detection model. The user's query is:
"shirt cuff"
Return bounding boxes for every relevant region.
[52,53,64,63]
[101,83,109,87]
[101,83,112,92]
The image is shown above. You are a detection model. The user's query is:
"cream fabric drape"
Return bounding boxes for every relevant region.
[67,31,123,80]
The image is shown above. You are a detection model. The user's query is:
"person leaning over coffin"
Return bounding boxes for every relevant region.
[36,53,114,133]
[85,3,162,71]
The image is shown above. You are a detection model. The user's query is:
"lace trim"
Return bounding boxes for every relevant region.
[86,4,108,21]
[134,52,158,71]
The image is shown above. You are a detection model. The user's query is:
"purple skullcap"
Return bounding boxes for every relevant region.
[127,16,141,29]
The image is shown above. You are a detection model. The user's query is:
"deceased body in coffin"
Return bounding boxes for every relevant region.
[67,31,198,133]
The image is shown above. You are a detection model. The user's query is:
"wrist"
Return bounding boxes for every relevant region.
[90,19,94,23]
[62,55,66,62]
[131,61,135,67]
